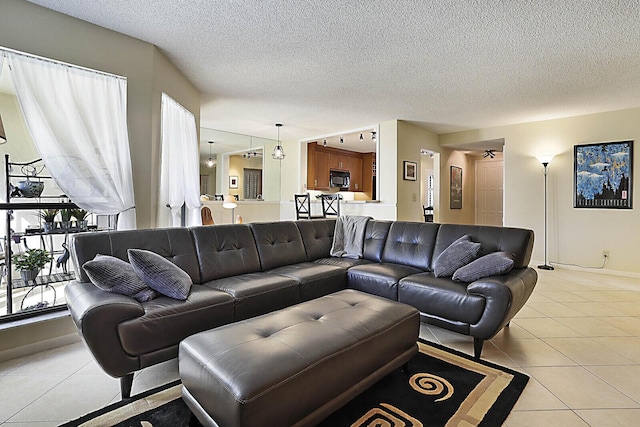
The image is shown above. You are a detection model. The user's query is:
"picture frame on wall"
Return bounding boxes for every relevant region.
[403,161,417,181]
[229,175,239,189]
[574,140,633,209]
[450,166,462,209]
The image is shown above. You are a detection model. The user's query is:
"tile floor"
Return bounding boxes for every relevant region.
[1,268,639,426]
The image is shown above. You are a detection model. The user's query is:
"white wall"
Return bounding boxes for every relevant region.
[440,107,640,275]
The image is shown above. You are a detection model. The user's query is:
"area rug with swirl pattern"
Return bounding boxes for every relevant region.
[60,339,528,427]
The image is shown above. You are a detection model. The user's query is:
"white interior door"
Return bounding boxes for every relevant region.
[475,159,503,226]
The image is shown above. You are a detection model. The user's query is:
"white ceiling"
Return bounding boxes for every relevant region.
[22,1,640,143]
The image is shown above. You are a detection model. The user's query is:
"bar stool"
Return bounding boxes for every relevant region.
[294,194,323,220]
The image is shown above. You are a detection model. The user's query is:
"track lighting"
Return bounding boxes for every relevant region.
[360,133,363,141]
[340,137,344,144]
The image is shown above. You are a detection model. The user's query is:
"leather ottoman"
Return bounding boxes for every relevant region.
[179,289,419,427]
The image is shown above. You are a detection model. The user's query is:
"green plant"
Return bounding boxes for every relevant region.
[60,209,72,222]
[39,209,58,223]
[12,248,52,271]
[70,208,89,221]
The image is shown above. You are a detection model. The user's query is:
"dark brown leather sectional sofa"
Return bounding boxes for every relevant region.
[66,219,537,398]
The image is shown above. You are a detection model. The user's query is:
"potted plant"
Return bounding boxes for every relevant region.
[12,248,52,283]
[39,209,58,233]
[70,208,90,230]
[60,208,72,230]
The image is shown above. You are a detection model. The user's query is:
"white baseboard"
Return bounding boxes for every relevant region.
[0,332,81,362]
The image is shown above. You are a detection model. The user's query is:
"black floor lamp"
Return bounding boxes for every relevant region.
[536,155,554,270]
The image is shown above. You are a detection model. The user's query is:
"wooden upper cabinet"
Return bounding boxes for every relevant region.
[315,151,330,189]
[329,153,349,171]
[350,156,363,191]
[307,142,366,192]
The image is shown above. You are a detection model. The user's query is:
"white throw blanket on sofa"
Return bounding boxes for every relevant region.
[330,215,371,259]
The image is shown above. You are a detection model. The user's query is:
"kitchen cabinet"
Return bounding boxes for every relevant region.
[307,143,368,193]
[307,144,330,190]
[350,156,363,191]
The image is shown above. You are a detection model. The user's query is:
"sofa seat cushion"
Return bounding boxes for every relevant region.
[267,262,347,301]
[398,273,486,324]
[117,285,235,356]
[314,257,373,269]
[347,263,423,300]
[203,273,300,321]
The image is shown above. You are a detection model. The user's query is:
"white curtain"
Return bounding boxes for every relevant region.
[6,52,137,230]
[159,93,201,227]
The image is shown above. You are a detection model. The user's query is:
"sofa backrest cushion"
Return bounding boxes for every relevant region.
[190,224,261,282]
[250,221,307,270]
[296,219,337,261]
[70,228,201,284]
[381,222,440,270]
[433,224,534,269]
[363,220,392,262]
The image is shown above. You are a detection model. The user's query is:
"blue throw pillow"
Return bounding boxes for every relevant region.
[128,249,192,300]
[452,251,515,282]
[82,254,157,303]
[433,235,481,278]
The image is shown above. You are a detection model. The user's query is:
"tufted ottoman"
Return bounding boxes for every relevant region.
[179,289,419,427]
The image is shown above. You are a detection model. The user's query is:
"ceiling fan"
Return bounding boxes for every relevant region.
[483,149,496,158]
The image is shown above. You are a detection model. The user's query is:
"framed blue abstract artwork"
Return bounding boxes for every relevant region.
[574,140,633,209]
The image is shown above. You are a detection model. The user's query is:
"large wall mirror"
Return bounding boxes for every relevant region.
[199,128,281,202]
[303,127,378,201]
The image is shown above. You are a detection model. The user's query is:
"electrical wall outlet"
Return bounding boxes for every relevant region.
[603,250,610,258]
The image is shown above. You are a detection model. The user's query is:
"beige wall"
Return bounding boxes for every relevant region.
[438,150,476,225]
[440,107,640,275]
[0,0,201,229]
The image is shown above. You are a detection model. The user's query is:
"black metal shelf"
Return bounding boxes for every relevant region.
[11,272,76,290]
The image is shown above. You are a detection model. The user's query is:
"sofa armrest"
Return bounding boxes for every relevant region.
[466,267,538,339]
[65,281,145,377]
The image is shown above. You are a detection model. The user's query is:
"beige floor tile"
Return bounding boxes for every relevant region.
[536,290,591,303]
[527,366,639,409]
[492,338,575,367]
[603,301,640,316]
[563,301,629,317]
[7,374,119,423]
[569,290,629,302]
[586,365,640,403]
[505,410,589,427]
[591,336,640,363]
[555,317,630,337]
[491,323,537,341]
[512,305,546,319]
[599,316,640,336]
[512,318,583,338]
[0,374,66,423]
[543,337,635,365]
[9,343,92,376]
[574,408,640,426]
[0,422,60,427]
[526,302,587,318]
[511,376,568,411]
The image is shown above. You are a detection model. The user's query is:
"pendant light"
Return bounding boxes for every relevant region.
[272,123,285,160]
[206,141,215,168]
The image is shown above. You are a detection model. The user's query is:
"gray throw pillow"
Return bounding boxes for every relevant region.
[128,249,192,300]
[453,251,515,282]
[82,255,157,303]
[433,235,481,278]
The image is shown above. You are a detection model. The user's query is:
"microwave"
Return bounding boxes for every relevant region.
[330,170,350,189]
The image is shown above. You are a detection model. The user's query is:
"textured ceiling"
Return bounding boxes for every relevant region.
[25,0,640,143]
